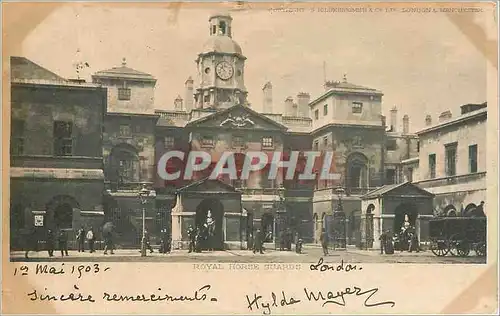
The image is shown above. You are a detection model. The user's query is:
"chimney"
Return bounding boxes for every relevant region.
[403,114,409,134]
[284,96,297,116]
[390,106,398,132]
[184,76,194,112]
[425,115,432,126]
[296,92,310,117]
[439,110,452,122]
[262,82,273,113]
[174,95,184,111]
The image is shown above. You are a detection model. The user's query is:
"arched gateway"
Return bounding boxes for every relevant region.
[170,178,243,251]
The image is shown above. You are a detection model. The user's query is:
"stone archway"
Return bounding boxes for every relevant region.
[394,203,418,233]
[346,152,369,191]
[195,198,224,250]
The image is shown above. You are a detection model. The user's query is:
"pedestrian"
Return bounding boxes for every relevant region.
[58,230,69,257]
[286,229,293,251]
[144,230,154,253]
[253,229,264,254]
[379,230,388,254]
[187,226,196,253]
[46,229,55,257]
[320,229,329,256]
[295,238,303,254]
[248,232,254,251]
[24,227,38,259]
[103,230,114,255]
[385,233,395,255]
[76,226,85,252]
[86,227,96,253]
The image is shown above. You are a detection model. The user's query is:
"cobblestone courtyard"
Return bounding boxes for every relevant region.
[11,245,486,264]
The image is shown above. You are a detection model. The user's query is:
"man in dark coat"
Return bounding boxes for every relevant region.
[379,230,388,254]
[187,226,196,253]
[46,229,55,257]
[144,229,154,253]
[320,229,329,256]
[24,227,38,259]
[58,230,69,257]
[76,226,85,252]
[253,229,264,254]
[103,230,114,255]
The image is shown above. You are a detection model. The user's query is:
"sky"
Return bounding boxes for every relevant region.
[20,4,488,132]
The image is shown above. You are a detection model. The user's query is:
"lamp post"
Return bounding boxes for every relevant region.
[334,186,347,250]
[274,184,286,250]
[139,184,152,257]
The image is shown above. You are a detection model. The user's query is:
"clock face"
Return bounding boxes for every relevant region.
[216,61,234,80]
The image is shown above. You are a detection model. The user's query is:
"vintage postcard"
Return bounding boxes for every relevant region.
[2,1,498,315]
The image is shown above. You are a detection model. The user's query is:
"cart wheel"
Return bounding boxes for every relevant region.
[475,242,486,257]
[430,239,449,257]
[448,235,470,257]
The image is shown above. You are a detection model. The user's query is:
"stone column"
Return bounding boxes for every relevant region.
[171,195,182,249]
[372,216,381,250]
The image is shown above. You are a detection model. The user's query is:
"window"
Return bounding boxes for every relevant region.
[417,141,420,153]
[261,137,273,148]
[386,169,396,184]
[119,158,138,183]
[212,25,216,35]
[386,139,397,151]
[11,119,25,155]
[164,136,175,149]
[468,144,478,173]
[323,104,328,116]
[323,136,328,147]
[445,142,457,176]
[314,140,319,151]
[203,95,210,103]
[407,167,414,182]
[118,88,131,100]
[201,136,214,147]
[232,135,244,148]
[119,124,131,137]
[352,102,363,113]
[53,121,73,156]
[314,109,319,120]
[429,154,436,179]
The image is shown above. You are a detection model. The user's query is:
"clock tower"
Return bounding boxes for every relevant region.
[194,13,248,110]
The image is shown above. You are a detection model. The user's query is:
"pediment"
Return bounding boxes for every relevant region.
[362,182,434,200]
[177,178,240,194]
[186,104,288,131]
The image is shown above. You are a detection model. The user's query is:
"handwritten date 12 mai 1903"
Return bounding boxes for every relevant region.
[246,286,395,315]
[13,264,110,279]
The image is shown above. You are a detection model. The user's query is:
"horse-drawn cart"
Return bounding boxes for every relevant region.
[429,216,486,257]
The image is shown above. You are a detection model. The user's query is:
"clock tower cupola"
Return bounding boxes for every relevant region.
[194,12,248,110]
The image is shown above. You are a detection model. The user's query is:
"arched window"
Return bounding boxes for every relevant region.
[346,153,369,190]
[109,144,140,184]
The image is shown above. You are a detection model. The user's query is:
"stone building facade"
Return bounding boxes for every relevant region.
[9,57,107,249]
[10,12,446,251]
[402,103,487,216]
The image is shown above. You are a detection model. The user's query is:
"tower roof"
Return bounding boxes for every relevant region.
[201,35,242,55]
[93,58,156,82]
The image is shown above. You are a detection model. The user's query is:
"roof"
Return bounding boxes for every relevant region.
[416,107,487,136]
[361,181,434,200]
[176,177,240,193]
[310,80,383,106]
[185,103,289,131]
[201,35,243,55]
[11,56,67,81]
[93,59,156,81]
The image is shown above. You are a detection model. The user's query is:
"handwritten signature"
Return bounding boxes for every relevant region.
[246,291,301,314]
[246,286,395,314]
[310,258,361,272]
